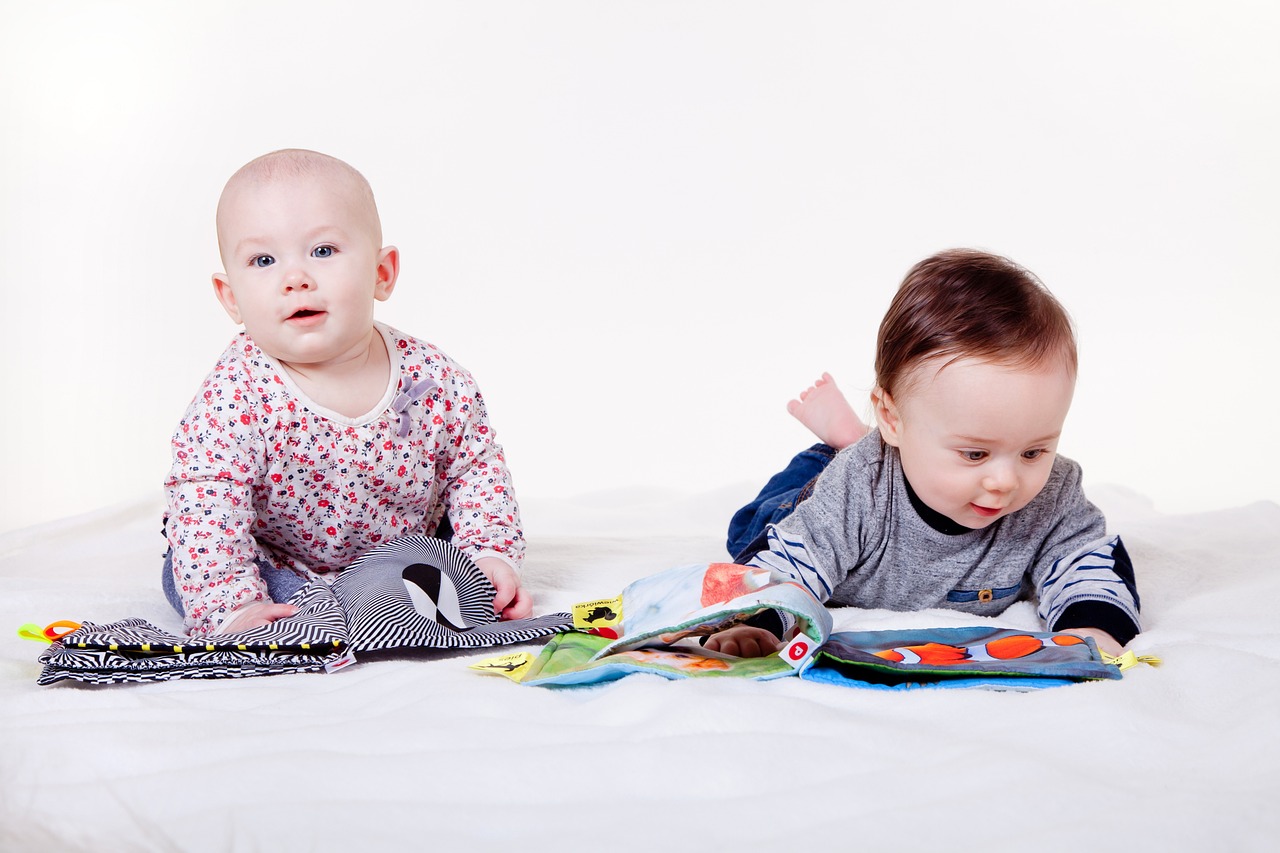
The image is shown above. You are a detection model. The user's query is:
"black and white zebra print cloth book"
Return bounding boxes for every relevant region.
[37,536,573,685]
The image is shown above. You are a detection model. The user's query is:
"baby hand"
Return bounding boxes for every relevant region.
[1062,626,1122,656]
[214,601,298,635]
[703,625,783,658]
[475,557,532,621]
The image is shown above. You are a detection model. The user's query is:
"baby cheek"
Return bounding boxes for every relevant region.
[926,470,969,506]
[1018,467,1055,506]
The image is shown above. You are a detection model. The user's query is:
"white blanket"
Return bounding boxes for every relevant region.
[2,485,1277,851]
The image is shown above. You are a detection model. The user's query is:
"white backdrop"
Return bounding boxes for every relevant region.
[2,0,1277,534]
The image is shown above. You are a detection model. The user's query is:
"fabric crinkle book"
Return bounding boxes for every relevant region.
[473,561,1134,691]
[35,535,572,685]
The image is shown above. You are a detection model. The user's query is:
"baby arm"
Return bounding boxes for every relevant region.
[1040,551,1138,656]
[707,471,856,655]
[165,369,282,635]
[166,462,278,635]
[436,375,529,619]
[1032,464,1141,652]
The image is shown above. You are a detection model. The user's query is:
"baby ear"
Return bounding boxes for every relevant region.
[871,386,903,446]
[374,246,399,301]
[211,273,243,324]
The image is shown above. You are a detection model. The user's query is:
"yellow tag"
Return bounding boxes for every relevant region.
[470,652,535,682]
[1101,650,1164,672]
[572,596,623,631]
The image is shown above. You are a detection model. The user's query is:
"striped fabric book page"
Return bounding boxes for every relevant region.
[37,536,572,685]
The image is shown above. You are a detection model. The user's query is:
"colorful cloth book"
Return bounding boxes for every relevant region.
[473,561,1131,691]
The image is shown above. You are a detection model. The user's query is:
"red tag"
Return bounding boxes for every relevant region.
[780,635,815,668]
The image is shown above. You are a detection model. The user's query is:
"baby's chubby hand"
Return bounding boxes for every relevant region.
[703,625,782,658]
[1062,626,1123,657]
[475,557,532,621]
[214,601,298,635]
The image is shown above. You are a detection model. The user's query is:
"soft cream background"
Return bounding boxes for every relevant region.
[2,1,1277,534]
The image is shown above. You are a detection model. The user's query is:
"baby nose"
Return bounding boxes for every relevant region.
[282,268,313,292]
[982,463,1016,494]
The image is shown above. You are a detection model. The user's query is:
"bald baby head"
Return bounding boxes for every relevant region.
[215,149,383,262]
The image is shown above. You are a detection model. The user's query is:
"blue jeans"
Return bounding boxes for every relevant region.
[161,549,310,617]
[726,443,837,562]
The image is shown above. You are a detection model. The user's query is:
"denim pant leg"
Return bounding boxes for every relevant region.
[162,549,310,617]
[726,443,837,562]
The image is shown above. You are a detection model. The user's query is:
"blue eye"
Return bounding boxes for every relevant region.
[961,450,988,462]
[252,255,275,268]
[1022,449,1046,460]
[312,245,335,258]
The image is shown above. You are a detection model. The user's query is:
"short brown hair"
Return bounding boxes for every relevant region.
[875,249,1077,398]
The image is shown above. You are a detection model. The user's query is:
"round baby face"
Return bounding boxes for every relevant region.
[884,357,1076,530]
[212,171,395,371]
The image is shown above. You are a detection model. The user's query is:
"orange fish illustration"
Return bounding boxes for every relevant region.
[873,633,1084,665]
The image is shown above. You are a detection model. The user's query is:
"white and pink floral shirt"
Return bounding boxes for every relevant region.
[164,323,523,635]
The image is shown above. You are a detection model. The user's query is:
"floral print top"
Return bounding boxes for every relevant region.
[164,323,523,635]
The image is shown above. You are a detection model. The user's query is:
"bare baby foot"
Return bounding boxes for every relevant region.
[786,372,869,450]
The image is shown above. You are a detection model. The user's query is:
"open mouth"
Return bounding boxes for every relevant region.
[289,309,323,320]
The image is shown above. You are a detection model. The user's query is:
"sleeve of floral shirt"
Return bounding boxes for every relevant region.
[430,365,525,574]
[164,355,277,636]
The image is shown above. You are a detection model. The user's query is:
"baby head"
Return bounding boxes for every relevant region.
[872,249,1078,529]
[211,149,398,370]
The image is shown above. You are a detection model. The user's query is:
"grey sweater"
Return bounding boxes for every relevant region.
[748,435,1140,639]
